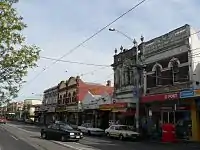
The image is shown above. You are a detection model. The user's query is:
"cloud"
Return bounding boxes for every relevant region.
[14,0,200,100]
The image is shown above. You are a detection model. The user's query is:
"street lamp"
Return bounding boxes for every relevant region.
[108,28,134,42]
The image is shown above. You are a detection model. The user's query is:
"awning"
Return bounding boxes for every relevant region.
[112,108,127,113]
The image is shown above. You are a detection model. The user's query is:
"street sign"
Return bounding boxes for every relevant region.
[180,89,194,98]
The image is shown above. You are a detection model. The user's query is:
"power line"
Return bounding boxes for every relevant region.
[40,56,110,67]
[21,0,148,88]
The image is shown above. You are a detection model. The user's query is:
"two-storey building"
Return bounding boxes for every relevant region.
[41,85,58,125]
[111,43,144,125]
[56,76,113,126]
[141,24,200,141]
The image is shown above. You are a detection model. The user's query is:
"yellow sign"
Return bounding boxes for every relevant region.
[194,89,200,96]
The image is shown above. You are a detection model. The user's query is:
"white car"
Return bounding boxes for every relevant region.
[105,125,140,140]
[78,123,104,136]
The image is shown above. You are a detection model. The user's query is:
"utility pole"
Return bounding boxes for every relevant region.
[133,36,144,132]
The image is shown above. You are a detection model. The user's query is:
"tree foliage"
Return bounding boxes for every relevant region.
[0,0,40,102]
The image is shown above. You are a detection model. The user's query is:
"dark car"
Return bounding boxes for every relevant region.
[41,123,83,142]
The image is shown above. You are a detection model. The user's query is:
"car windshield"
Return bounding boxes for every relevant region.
[60,124,73,130]
[118,126,132,131]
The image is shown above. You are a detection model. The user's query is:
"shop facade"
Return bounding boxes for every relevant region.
[99,102,135,126]
[179,89,200,141]
[141,89,200,141]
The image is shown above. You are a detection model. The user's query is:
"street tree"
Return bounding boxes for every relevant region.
[0,0,40,103]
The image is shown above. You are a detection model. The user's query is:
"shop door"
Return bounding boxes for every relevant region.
[162,111,175,124]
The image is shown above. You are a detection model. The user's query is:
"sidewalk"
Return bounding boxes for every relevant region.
[144,138,200,148]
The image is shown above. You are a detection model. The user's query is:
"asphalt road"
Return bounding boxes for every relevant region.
[0,125,37,150]
[6,121,200,150]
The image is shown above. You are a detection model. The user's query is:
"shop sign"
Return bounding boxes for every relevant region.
[164,93,179,100]
[66,105,78,112]
[141,93,179,103]
[99,103,127,110]
[180,89,194,98]
[194,89,200,97]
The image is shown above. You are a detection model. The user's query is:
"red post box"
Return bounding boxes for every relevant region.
[161,123,176,143]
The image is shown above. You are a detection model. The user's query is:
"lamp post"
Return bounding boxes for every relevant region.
[109,28,145,132]
[109,28,134,42]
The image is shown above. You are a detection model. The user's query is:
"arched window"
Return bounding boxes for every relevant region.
[169,58,180,84]
[155,66,162,85]
[152,63,162,86]
[171,60,179,83]
[68,93,71,103]
[72,91,76,102]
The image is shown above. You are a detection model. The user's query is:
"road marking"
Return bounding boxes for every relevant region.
[10,135,19,140]
[53,141,99,150]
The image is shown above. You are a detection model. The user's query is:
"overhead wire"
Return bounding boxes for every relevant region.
[21,0,148,89]
[40,56,110,67]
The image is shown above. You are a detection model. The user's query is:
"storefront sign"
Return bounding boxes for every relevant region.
[141,93,179,103]
[180,89,194,98]
[65,105,78,112]
[164,93,179,100]
[56,106,65,112]
[99,103,127,110]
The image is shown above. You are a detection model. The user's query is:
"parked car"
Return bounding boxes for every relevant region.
[0,117,7,124]
[41,123,83,142]
[105,125,140,140]
[25,118,34,124]
[78,123,104,136]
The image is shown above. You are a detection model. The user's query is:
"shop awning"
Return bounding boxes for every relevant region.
[112,108,127,113]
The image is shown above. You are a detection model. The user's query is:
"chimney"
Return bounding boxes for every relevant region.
[106,80,111,87]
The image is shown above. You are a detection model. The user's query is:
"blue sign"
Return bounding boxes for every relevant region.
[180,90,194,98]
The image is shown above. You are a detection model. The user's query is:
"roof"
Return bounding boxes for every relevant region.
[77,80,113,101]
[44,85,58,93]
[93,95,102,99]
[84,82,103,86]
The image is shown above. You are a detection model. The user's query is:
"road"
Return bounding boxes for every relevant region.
[2,121,200,150]
[0,125,37,150]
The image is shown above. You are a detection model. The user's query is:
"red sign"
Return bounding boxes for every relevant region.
[141,93,179,103]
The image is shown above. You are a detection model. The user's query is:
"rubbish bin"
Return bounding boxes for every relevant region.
[161,123,176,143]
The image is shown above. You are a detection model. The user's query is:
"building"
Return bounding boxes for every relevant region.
[82,87,113,129]
[6,101,24,119]
[22,99,42,122]
[56,76,113,126]
[41,85,58,125]
[141,24,200,141]
[111,43,144,125]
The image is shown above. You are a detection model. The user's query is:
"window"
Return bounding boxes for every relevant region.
[68,93,71,103]
[72,91,76,102]
[171,60,179,83]
[110,126,115,130]
[155,65,162,85]
[51,124,59,130]
[60,124,73,130]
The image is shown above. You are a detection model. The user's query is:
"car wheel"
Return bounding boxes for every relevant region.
[119,134,124,140]
[41,132,47,139]
[106,132,110,137]
[88,131,91,136]
[61,135,66,142]
[74,140,79,142]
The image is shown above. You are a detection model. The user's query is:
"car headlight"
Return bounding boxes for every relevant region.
[80,132,83,135]
[70,133,75,135]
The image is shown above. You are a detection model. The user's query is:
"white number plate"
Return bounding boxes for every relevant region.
[76,136,80,138]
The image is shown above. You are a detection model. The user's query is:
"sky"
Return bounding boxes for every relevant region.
[13,0,200,101]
